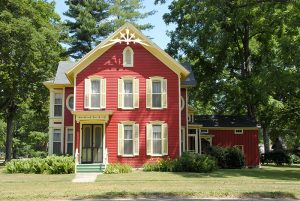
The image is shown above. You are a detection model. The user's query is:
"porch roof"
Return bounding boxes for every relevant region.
[72,111,113,123]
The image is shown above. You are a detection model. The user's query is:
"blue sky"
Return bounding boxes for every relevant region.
[54,1,175,50]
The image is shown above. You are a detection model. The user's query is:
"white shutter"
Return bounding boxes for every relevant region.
[146,79,152,108]
[100,79,106,109]
[146,123,152,155]
[162,79,167,108]
[84,79,91,109]
[133,79,139,108]
[133,124,139,156]
[118,79,124,108]
[118,124,124,156]
[162,123,168,155]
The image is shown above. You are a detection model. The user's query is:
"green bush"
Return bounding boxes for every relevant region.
[207,146,245,169]
[290,154,300,164]
[5,156,74,174]
[261,150,291,166]
[104,163,132,174]
[143,153,217,173]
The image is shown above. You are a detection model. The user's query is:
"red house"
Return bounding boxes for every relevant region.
[44,23,259,171]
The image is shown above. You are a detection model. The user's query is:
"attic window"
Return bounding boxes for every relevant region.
[123,46,134,67]
[234,129,244,134]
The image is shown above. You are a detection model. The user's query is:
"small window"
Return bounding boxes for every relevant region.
[235,129,244,134]
[54,93,62,117]
[66,94,74,111]
[66,128,73,155]
[152,125,162,155]
[118,78,139,109]
[53,129,62,154]
[188,114,194,123]
[123,46,134,67]
[118,123,139,156]
[180,96,185,111]
[146,123,168,156]
[200,129,208,134]
[146,77,167,109]
[234,145,244,154]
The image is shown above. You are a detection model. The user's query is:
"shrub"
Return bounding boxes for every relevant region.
[143,153,217,173]
[5,156,74,174]
[207,146,245,169]
[225,147,245,169]
[290,154,300,164]
[261,150,291,165]
[104,163,132,174]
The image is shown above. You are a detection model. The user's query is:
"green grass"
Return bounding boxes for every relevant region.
[0,165,299,200]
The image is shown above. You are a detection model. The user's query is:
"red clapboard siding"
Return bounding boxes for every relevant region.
[210,129,259,166]
[64,87,73,127]
[75,43,180,167]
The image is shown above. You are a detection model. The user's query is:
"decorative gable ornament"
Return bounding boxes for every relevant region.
[101,28,149,48]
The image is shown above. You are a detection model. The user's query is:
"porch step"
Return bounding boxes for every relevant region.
[76,163,106,173]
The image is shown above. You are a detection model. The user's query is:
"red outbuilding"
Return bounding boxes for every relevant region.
[44,23,259,171]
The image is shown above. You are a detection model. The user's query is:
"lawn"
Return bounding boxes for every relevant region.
[0,165,299,200]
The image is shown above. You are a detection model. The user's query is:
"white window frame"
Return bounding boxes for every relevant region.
[52,92,63,117]
[234,145,244,154]
[118,77,139,109]
[123,46,134,67]
[146,77,167,109]
[146,121,168,156]
[66,94,74,111]
[235,129,244,134]
[52,127,63,155]
[90,78,101,109]
[181,127,186,153]
[188,114,194,123]
[65,127,74,155]
[187,128,198,153]
[118,122,139,157]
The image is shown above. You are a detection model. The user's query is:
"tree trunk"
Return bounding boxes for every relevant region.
[262,125,270,153]
[5,104,17,162]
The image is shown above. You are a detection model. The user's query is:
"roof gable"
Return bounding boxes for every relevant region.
[66,23,190,83]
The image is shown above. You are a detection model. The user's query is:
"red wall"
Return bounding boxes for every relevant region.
[210,129,259,166]
[64,87,73,126]
[75,43,180,167]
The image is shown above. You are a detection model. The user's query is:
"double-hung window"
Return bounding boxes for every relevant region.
[118,77,139,109]
[54,93,63,117]
[146,77,167,109]
[53,128,62,154]
[84,77,106,109]
[66,128,73,155]
[118,122,139,156]
[146,122,168,156]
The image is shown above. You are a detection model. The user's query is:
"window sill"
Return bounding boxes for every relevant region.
[147,107,165,110]
[118,155,137,158]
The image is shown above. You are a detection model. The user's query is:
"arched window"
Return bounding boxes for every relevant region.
[123,46,134,67]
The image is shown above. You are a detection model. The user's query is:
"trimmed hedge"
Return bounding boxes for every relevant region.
[104,163,132,174]
[143,153,218,173]
[5,156,74,174]
[207,146,245,169]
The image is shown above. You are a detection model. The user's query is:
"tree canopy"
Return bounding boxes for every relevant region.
[0,0,64,160]
[160,0,300,150]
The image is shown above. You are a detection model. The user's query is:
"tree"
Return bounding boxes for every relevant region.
[63,0,111,59]
[109,0,155,31]
[64,0,155,59]
[0,0,64,161]
[159,0,300,152]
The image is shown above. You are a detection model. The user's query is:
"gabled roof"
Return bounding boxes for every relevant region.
[66,23,190,83]
[181,63,196,87]
[54,61,75,84]
[192,115,258,128]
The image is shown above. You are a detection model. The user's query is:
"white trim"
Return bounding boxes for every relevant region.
[181,127,186,153]
[119,77,135,109]
[200,129,209,134]
[147,77,167,109]
[118,121,139,157]
[123,46,134,67]
[50,89,64,118]
[180,96,185,111]
[66,94,74,111]
[49,126,64,155]
[89,78,102,109]
[178,74,181,156]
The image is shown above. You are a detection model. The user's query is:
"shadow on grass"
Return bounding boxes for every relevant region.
[70,191,298,200]
[71,191,189,200]
[241,191,297,199]
[173,167,300,181]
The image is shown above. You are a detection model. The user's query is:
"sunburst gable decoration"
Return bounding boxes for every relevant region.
[101,28,149,48]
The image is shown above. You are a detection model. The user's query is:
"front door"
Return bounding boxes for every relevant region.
[81,125,103,163]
